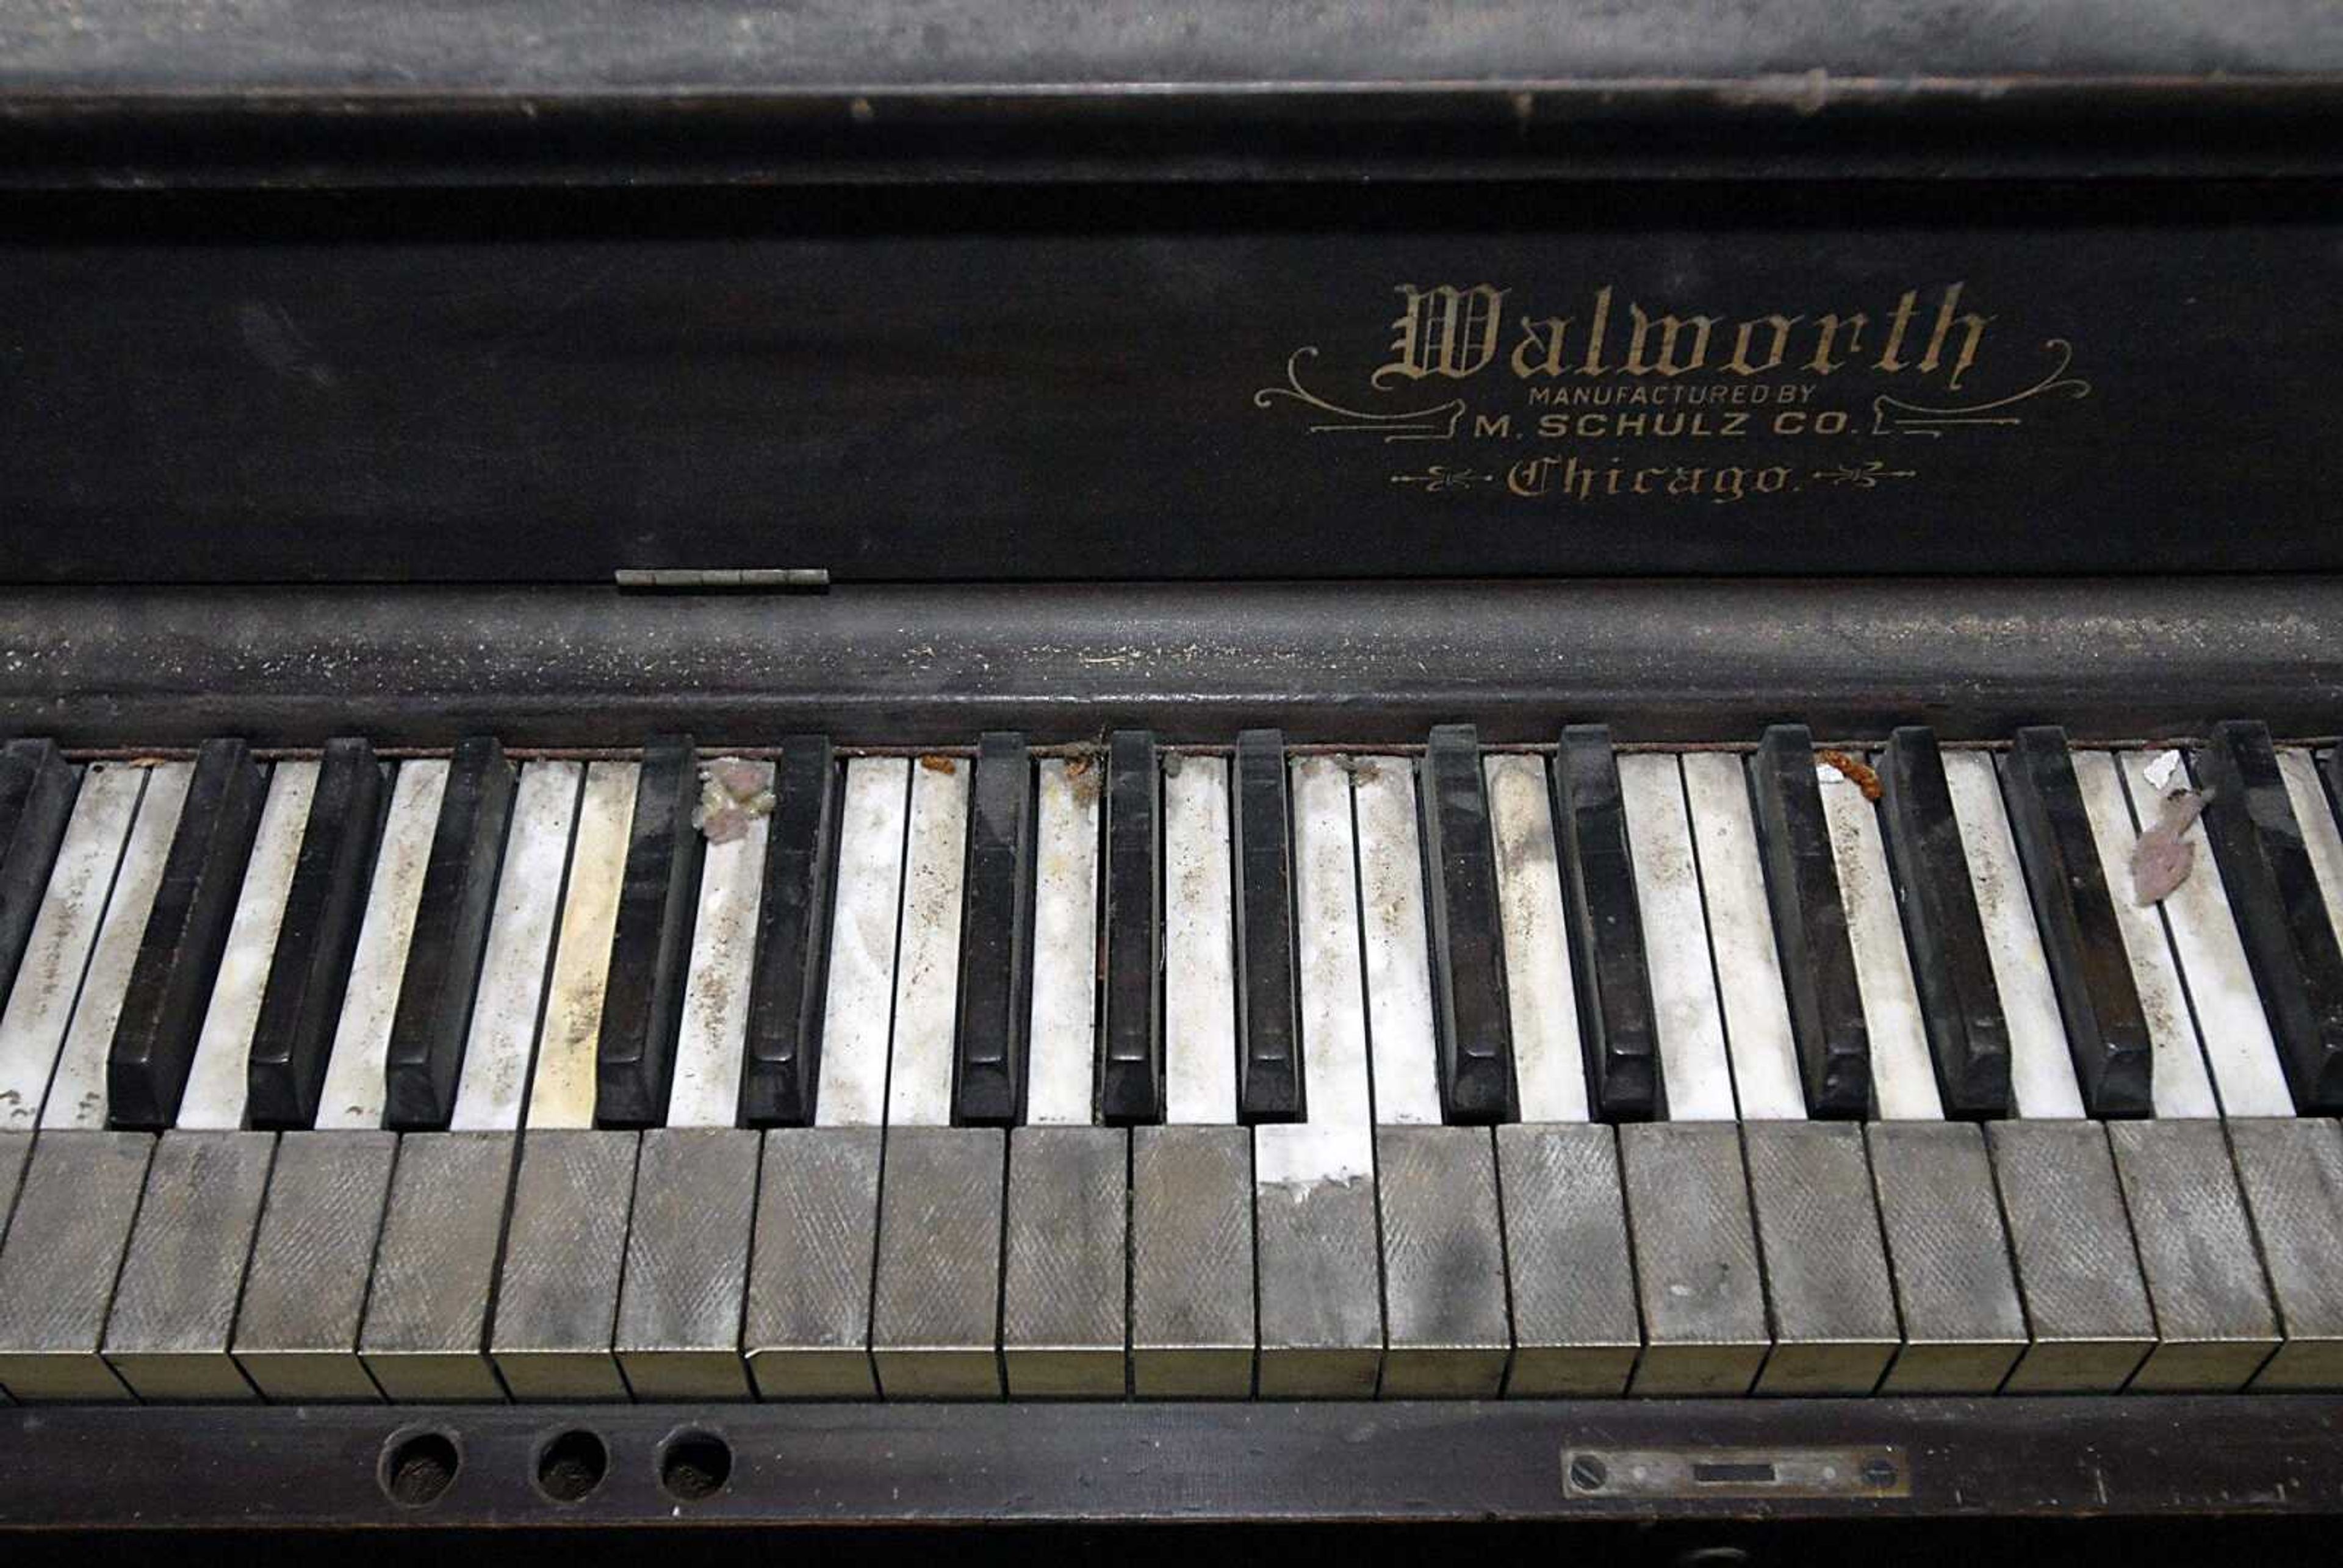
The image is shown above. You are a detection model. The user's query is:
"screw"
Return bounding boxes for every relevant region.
[1861,1458,1898,1489]
[1568,1453,1608,1492]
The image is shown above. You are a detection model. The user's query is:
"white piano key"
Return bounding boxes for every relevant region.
[815,758,910,1129]
[1681,751,1805,1121]
[315,760,447,1131]
[667,760,771,1129]
[2071,750,2219,1120]
[1618,753,1737,1121]
[450,760,582,1132]
[1485,753,1588,1123]
[1292,756,1373,1134]
[882,757,968,1129]
[1942,750,2084,1119]
[177,761,317,1131]
[522,761,633,1130]
[43,762,192,1130]
[2280,749,2343,966]
[0,764,141,1132]
[1353,757,1442,1127]
[2117,749,2294,1118]
[1819,762,1943,1120]
[1163,755,1237,1126]
[1026,757,1102,1126]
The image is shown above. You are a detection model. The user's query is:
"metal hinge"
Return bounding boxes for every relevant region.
[614,567,830,592]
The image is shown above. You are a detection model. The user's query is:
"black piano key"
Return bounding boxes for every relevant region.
[0,739,81,1004]
[1417,724,1516,1124]
[1552,724,1663,1122]
[1876,727,2012,1119]
[1233,728,1303,1123]
[247,739,384,1129]
[2192,719,2343,1113]
[740,735,841,1127]
[1747,725,1873,1119]
[384,735,516,1130]
[596,735,707,1127]
[954,731,1037,1126]
[2001,727,2154,1118]
[1099,730,1164,1125]
[107,738,268,1129]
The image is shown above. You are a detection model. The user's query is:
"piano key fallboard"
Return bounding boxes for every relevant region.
[0,722,2340,1406]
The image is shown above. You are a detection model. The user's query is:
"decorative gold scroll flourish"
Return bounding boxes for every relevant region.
[1871,339,2092,436]
[1254,348,1467,442]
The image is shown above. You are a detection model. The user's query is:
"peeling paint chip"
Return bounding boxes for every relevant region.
[693,757,776,844]
[2131,787,2209,905]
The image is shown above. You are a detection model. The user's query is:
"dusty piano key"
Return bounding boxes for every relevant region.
[358,1131,517,1400]
[313,760,447,1134]
[0,1130,153,1400]
[1988,1120,2156,1392]
[1497,1123,1638,1396]
[384,737,516,1131]
[2279,746,2343,996]
[1100,732,1163,1124]
[2106,1118,2280,1390]
[954,732,1036,1126]
[2000,728,2154,1117]
[247,741,382,1129]
[1683,751,1808,1123]
[520,760,634,1132]
[1484,754,1588,1123]
[1619,753,1738,1122]
[614,1126,758,1398]
[2191,720,2343,1111]
[0,763,142,1134]
[1375,1125,1509,1397]
[1002,1125,1128,1397]
[871,1125,1006,1398]
[1130,1123,1254,1398]
[1417,726,1516,1124]
[1876,728,2012,1117]
[488,1129,638,1401]
[101,1129,275,1400]
[1233,729,1302,1122]
[1743,1120,1900,1395]
[741,736,841,1127]
[107,738,267,1129]
[1553,725,1661,1121]
[450,761,582,1136]
[744,1127,884,1399]
[1353,757,1442,1127]
[1749,726,1872,1117]
[595,736,705,1127]
[1256,757,1381,1398]
[231,1129,398,1401]
[1024,756,1101,1127]
[2228,1118,2343,1389]
[1619,1121,1768,1395]
[1163,754,1239,1126]
[0,739,79,1004]
[1864,1121,2025,1392]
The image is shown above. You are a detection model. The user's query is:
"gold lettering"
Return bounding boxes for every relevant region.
[1876,290,1921,373]
[1623,306,1721,378]
[1917,282,1990,390]
[1510,317,1574,378]
[1579,286,1614,376]
[1807,313,1867,375]
[1723,314,1801,376]
[1374,284,1507,387]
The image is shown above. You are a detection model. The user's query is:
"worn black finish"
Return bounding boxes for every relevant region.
[594,736,707,1128]
[1877,728,2012,1120]
[2192,720,2343,1113]
[247,738,383,1129]
[741,736,841,1127]
[105,737,266,1129]
[1553,725,1661,1122]
[384,736,516,1131]
[0,738,78,1006]
[2000,728,2154,1118]
[1417,725,1516,1125]
[1,580,2338,749]
[1100,730,1163,1126]
[954,732,1037,1127]
[10,1395,2343,1528]
[1233,730,1302,1124]
[1749,725,1871,1118]
[5,183,2343,586]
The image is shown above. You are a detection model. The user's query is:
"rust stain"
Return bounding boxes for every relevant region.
[919,755,957,774]
[1818,749,1884,802]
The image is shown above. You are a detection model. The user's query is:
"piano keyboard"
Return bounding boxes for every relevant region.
[0,722,2339,1404]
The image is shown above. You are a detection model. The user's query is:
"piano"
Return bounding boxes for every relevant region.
[4,0,2343,1551]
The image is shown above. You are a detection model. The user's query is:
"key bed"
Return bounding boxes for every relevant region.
[0,726,2340,1403]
